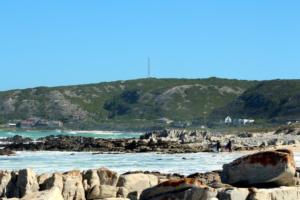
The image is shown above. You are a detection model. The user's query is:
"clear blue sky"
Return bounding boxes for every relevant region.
[0,1,300,91]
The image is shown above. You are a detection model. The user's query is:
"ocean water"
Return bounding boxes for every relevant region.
[0,151,299,175]
[0,130,142,140]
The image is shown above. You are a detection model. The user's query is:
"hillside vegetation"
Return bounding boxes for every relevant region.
[212,80,300,122]
[0,78,299,130]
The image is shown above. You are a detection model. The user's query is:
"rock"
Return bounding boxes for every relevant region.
[247,186,300,200]
[83,169,100,195]
[217,188,249,200]
[83,168,119,199]
[87,185,118,199]
[0,149,16,156]
[117,187,129,198]
[140,178,217,200]
[0,171,17,198]
[37,173,51,190]
[62,170,85,200]
[19,187,63,200]
[117,173,158,199]
[97,167,119,186]
[187,171,222,188]
[40,173,63,192]
[100,198,130,200]
[14,169,39,198]
[221,149,296,187]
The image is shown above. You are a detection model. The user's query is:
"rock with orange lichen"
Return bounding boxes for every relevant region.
[140,178,217,200]
[221,149,296,187]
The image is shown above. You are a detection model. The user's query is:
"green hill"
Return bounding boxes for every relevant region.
[0,78,256,130]
[0,78,299,130]
[212,80,300,122]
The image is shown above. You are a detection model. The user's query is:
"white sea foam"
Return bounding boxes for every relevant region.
[70,130,142,135]
[1,151,299,175]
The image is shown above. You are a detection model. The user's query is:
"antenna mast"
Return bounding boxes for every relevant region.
[147,57,151,78]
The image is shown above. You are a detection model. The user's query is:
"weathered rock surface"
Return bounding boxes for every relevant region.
[98,167,119,186]
[117,173,158,199]
[140,178,217,200]
[247,186,300,200]
[41,172,64,192]
[62,170,86,200]
[14,169,39,198]
[0,171,17,198]
[217,188,249,200]
[83,169,100,198]
[83,167,119,199]
[16,187,63,200]
[187,171,224,188]
[88,184,118,199]
[221,149,296,187]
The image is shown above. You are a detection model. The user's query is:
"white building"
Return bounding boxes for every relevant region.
[225,116,232,124]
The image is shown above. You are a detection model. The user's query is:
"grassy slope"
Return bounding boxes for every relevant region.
[0,78,256,129]
[2,78,299,130]
[212,79,300,122]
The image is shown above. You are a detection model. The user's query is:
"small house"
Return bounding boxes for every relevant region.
[224,116,232,125]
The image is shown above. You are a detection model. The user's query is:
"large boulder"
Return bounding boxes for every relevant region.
[221,149,296,187]
[62,170,85,200]
[14,169,39,198]
[97,167,119,186]
[140,178,217,200]
[83,168,119,199]
[117,173,158,199]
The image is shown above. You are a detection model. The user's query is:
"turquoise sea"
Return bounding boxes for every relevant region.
[0,130,142,140]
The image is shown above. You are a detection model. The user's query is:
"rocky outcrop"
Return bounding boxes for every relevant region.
[1,135,201,154]
[221,149,297,187]
[141,129,210,143]
[3,126,300,153]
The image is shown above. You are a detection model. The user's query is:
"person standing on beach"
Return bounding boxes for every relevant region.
[216,141,221,152]
[226,140,232,152]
